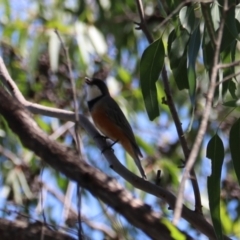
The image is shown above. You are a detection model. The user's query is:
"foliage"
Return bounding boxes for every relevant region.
[0,0,240,239]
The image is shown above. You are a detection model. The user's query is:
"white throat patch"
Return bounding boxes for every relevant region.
[86,84,102,101]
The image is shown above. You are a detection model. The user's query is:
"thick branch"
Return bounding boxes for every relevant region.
[0,88,191,240]
[0,218,74,240]
[0,69,231,239]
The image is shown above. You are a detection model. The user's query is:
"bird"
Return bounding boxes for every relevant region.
[85,77,147,179]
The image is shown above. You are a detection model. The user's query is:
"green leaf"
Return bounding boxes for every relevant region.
[229,118,240,185]
[202,26,214,70]
[172,56,188,90]
[2,0,11,20]
[228,80,237,99]
[219,41,237,99]
[220,0,238,51]
[29,35,42,75]
[223,99,240,107]
[211,1,220,30]
[162,219,186,240]
[188,25,200,104]
[220,24,238,52]
[207,134,224,240]
[117,67,131,83]
[219,0,238,52]
[135,135,155,155]
[140,38,164,120]
[157,0,167,18]
[179,6,200,34]
[168,28,189,90]
[48,30,61,72]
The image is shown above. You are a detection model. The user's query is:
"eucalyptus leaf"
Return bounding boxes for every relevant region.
[229,118,240,185]
[168,28,190,90]
[207,134,224,240]
[140,38,165,120]
[188,25,200,104]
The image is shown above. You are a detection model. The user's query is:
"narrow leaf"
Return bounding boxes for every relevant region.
[179,6,200,34]
[202,26,214,70]
[188,25,200,104]
[140,38,165,120]
[168,29,189,90]
[211,1,220,30]
[172,56,188,90]
[228,80,237,99]
[207,134,224,240]
[48,30,61,72]
[216,0,237,51]
[223,99,240,107]
[222,0,238,49]
[220,42,236,98]
[29,35,42,75]
[162,219,186,240]
[229,118,240,185]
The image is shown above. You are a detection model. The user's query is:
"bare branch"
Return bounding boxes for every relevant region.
[135,0,153,43]
[217,60,240,69]
[55,29,84,240]
[215,70,240,87]
[0,218,75,240]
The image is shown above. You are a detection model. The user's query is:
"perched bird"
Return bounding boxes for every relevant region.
[85,77,146,179]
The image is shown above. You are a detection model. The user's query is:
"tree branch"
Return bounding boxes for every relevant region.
[0,88,191,240]
[0,218,75,240]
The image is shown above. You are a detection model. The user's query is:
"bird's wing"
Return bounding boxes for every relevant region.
[104,97,143,157]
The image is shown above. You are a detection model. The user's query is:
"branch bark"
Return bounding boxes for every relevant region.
[0,218,75,240]
[0,88,191,240]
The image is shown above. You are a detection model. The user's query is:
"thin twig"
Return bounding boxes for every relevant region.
[154,0,213,32]
[62,182,75,224]
[0,144,25,165]
[0,208,78,237]
[135,0,153,43]
[54,30,81,152]
[42,181,117,238]
[162,66,202,214]
[217,60,240,69]
[55,29,84,240]
[215,70,240,87]
[39,164,46,240]
[173,0,228,225]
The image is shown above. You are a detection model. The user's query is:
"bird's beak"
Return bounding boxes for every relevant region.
[85,77,92,85]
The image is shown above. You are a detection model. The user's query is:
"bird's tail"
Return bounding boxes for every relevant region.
[134,155,147,180]
[121,139,147,179]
